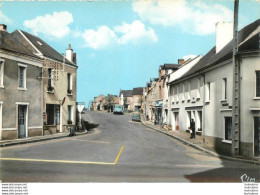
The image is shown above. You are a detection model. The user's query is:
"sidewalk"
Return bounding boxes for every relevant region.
[0,131,88,148]
[141,119,260,165]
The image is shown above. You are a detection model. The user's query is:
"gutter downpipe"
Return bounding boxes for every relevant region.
[202,73,206,143]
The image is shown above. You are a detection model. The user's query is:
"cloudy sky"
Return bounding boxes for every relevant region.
[0,0,259,105]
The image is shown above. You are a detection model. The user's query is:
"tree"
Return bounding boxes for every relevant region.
[106,94,114,113]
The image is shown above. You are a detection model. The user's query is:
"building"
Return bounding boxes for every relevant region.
[144,82,152,120]
[94,95,105,111]
[12,30,78,135]
[0,24,43,140]
[155,64,181,125]
[166,20,260,158]
[132,87,144,112]
[119,90,133,112]
[163,56,202,126]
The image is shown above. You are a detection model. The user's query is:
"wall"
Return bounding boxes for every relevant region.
[0,56,43,140]
[43,59,77,133]
[240,55,260,157]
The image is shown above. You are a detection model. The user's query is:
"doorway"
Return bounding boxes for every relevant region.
[174,112,179,130]
[254,117,260,157]
[0,103,2,140]
[18,105,27,138]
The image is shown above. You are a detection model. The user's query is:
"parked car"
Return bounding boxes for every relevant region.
[132,113,141,122]
[113,105,124,114]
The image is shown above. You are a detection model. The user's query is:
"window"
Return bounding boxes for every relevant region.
[222,78,227,100]
[256,71,260,97]
[197,78,200,99]
[67,73,73,94]
[0,60,4,87]
[170,86,174,102]
[46,104,60,125]
[205,82,210,102]
[187,81,191,100]
[18,64,27,89]
[225,117,232,140]
[182,83,185,101]
[176,85,179,102]
[68,105,73,124]
[47,68,54,92]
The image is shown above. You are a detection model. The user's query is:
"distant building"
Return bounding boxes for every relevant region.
[119,90,133,112]
[132,87,144,112]
[94,95,105,111]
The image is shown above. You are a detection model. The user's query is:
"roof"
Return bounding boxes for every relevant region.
[133,87,143,95]
[120,90,133,97]
[12,30,77,67]
[178,19,260,81]
[160,64,180,70]
[0,30,39,58]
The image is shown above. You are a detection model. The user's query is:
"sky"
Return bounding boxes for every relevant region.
[0,0,259,105]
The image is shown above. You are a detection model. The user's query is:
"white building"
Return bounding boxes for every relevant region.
[166,19,260,158]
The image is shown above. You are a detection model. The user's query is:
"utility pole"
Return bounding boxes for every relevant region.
[232,0,240,156]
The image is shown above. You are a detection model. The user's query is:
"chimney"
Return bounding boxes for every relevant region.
[65,44,73,63]
[216,22,233,53]
[178,59,185,64]
[0,24,7,31]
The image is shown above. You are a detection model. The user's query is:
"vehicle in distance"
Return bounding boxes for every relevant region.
[132,113,141,122]
[113,105,124,114]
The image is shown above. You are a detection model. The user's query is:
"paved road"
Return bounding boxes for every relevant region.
[0,111,259,182]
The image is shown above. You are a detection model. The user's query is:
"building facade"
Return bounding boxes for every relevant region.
[166,20,260,158]
[0,24,43,140]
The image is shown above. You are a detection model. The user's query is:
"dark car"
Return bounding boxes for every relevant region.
[132,113,141,122]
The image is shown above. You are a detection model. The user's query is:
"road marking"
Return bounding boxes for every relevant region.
[0,157,115,165]
[174,164,221,168]
[0,144,125,165]
[71,139,110,144]
[114,145,125,164]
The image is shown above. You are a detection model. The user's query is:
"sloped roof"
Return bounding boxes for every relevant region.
[120,90,133,97]
[133,87,143,95]
[0,30,39,58]
[160,64,180,70]
[178,19,260,81]
[12,30,77,67]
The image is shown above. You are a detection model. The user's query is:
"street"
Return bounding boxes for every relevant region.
[0,111,259,182]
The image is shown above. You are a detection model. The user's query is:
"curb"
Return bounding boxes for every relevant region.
[0,132,88,148]
[141,120,260,165]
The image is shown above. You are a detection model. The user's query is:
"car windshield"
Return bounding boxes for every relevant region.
[133,114,140,117]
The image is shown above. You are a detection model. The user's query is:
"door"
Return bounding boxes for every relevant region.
[18,105,27,138]
[175,112,179,130]
[254,117,260,157]
[0,103,2,140]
